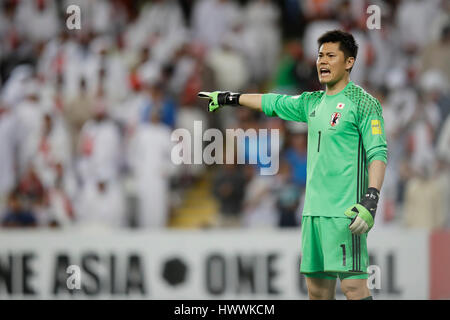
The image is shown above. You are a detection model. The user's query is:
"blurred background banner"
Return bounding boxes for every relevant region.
[0,0,448,300]
[0,228,444,300]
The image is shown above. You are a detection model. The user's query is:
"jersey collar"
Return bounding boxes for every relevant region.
[325,81,354,97]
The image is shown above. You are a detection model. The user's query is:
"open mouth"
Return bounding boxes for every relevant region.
[320,67,331,76]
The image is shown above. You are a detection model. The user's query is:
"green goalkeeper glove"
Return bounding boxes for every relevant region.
[198,91,241,112]
[344,187,380,235]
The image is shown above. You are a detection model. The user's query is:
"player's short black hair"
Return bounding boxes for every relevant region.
[317,30,358,60]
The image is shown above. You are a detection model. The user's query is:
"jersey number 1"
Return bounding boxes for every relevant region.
[317,131,321,152]
[340,244,346,266]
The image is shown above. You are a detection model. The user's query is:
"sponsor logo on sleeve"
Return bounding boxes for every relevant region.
[371,120,382,134]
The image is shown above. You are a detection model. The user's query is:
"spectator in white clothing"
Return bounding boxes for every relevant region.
[0,102,18,210]
[128,108,174,229]
[192,0,240,49]
[32,112,71,187]
[75,172,126,230]
[14,79,44,175]
[395,0,439,53]
[77,102,122,185]
[242,165,278,229]
[15,0,59,44]
[243,0,281,84]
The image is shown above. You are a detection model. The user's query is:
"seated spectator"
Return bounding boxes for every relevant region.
[272,41,315,94]
[0,101,17,210]
[212,164,246,228]
[63,77,95,154]
[403,163,447,230]
[45,163,75,228]
[1,188,37,227]
[284,132,307,189]
[140,81,177,128]
[75,172,126,230]
[18,165,46,208]
[33,112,72,189]
[241,164,278,229]
[205,36,249,93]
[275,161,301,228]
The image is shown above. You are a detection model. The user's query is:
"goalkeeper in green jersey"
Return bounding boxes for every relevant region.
[199,30,387,300]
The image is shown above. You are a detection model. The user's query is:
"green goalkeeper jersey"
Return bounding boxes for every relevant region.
[262,81,387,218]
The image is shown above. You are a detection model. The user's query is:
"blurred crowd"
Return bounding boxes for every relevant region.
[0,0,448,230]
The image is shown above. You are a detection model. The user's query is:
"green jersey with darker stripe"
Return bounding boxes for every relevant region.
[262,81,387,218]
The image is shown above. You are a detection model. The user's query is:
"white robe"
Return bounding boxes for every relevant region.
[0,111,18,198]
[175,107,208,177]
[192,0,240,49]
[15,0,59,43]
[32,117,72,188]
[47,188,73,227]
[242,176,278,229]
[75,179,125,229]
[14,99,44,174]
[77,119,122,184]
[128,123,173,228]
[244,0,281,82]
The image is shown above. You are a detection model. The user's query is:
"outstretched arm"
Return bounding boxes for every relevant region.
[238,94,263,112]
[198,91,263,112]
[198,90,309,122]
[368,160,386,191]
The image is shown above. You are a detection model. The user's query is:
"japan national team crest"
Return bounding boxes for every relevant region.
[330,112,341,127]
[336,102,345,109]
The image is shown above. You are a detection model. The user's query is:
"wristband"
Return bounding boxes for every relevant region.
[360,187,380,218]
[218,92,241,106]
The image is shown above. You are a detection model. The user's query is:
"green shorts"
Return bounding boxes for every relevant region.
[300,215,369,280]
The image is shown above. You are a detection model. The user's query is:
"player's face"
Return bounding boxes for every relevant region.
[317,42,353,85]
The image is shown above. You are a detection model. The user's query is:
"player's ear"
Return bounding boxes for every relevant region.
[345,56,355,72]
